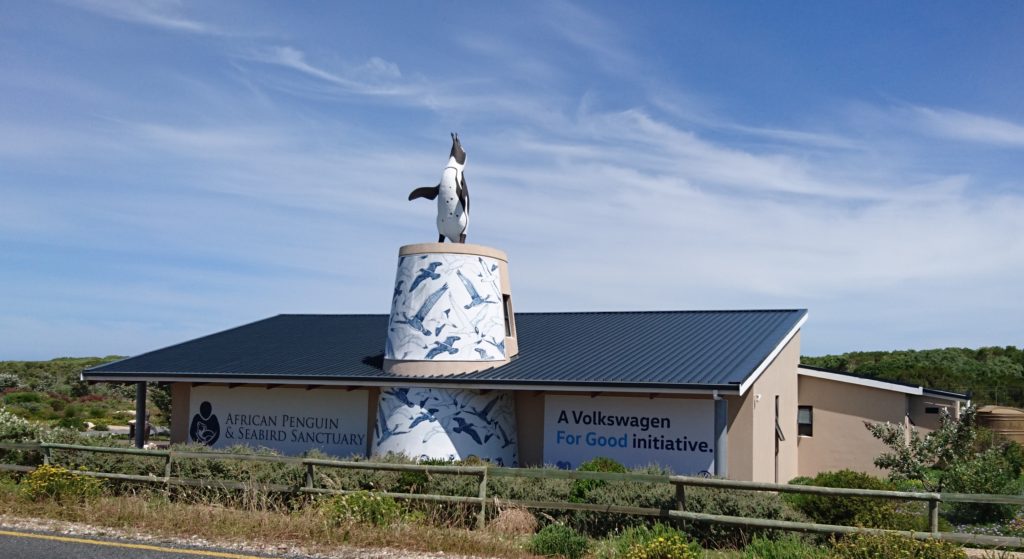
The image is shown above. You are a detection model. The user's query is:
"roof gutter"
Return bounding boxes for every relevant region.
[80,372,742,396]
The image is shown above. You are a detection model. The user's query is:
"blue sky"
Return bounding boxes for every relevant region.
[2,1,1022,360]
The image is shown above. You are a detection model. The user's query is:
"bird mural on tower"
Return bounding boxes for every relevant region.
[408,133,470,243]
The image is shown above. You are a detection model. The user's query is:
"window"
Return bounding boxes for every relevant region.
[925,407,940,414]
[502,294,514,338]
[797,406,813,437]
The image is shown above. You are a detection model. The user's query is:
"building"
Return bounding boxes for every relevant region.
[82,242,968,482]
[795,365,969,477]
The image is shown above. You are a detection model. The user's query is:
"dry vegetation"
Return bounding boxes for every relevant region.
[0,487,534,558]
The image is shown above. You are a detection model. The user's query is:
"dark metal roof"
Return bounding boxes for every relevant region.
[84,310,807,390]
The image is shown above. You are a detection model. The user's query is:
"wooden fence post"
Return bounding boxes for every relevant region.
[305,463,315,491]
[675,481,686,511]
[477,468,488,530]
[41,443,50,466]
[164,453,173,483]
[928,498,940,533]
[675,481,687,530]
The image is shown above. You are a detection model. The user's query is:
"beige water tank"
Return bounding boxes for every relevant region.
[977,405,1024,445]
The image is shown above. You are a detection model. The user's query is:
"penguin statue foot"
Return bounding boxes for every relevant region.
[408,133,471,244]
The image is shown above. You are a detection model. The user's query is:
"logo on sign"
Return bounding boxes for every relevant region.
[190,401,220,446]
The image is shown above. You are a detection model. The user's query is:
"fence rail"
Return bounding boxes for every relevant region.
[1,441,1022,548]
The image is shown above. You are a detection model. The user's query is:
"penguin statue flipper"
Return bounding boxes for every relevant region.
[409,185,440,201]
[458,173,469,215]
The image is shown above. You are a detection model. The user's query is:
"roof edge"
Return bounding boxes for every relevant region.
[737,311,808,395]
[80,373,742,395]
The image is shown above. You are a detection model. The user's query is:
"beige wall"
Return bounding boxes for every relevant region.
[733,332,801,483]
[908,395,960,432]
[726,391,753,480]
[170,382,190,444]
[758,332,801,483]
[796,375,906,477]
[515,391,545,466]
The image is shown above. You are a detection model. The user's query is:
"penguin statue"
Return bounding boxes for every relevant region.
[408,133,470,243]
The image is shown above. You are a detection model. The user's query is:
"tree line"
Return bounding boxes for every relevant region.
[801,346,1024,407]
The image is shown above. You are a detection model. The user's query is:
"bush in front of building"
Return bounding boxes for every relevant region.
[785,469,921,530]
[570,456,629,502]
[595,523,702,559]
[20,464,105,502]
[320,490,406,527]
[867,405,1024,525]
[829,533,966,559]
[740,534,828,559]
[942,448,1024,524]
[528,523,591,559]
[677,483,808,549]
[621,530,701,559]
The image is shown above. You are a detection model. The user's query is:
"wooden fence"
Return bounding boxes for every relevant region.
[1,441,1023,548]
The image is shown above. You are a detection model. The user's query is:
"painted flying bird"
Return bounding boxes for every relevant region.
[409,262,442,292]
[392,280,405,301]
[385,388,415,408]
[408,133,470,243]
[485,336,505,354]
[450,416,483,445]
[474,348,491,359]
[394,283,449,336]
[407,408,440,430]
[375,407,410,445]
[387,328,428,359]
[497,423,515,448]
[467,395,501,425]
[456,270,495,309]
[421,425,446,443]
[425,335,461,359]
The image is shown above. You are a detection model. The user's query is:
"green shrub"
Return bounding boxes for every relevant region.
[785,469,918,530]
[321,491,405,527]
[0,372,20,390]
[528,524,591,559]
[943,449,1023,524]
[4,392,43,405]
[0,406,39,441]
[1001,441,1024,477]
[597,523,690,559]
[570,456,628,502]
[680,484,807,548]
[622,530,700,559]
[741,534,827,559]
[56,416,87,431]
[21,464,105,502]
[830,533,965,559]
[92,424,109,431]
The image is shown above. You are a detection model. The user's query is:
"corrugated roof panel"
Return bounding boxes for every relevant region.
[85,310,807,389]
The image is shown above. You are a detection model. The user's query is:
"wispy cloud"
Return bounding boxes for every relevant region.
[911,106,1024,148]
[63,0,221,35]
[253,46,411,96]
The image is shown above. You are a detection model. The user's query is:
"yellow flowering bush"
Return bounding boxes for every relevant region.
[21,464,105,502]
[624,532,701,559]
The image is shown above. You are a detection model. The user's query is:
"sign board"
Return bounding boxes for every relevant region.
[188,386,369,458]
[543,395,714,474]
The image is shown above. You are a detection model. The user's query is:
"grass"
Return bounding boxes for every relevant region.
[0,483,531,558]
[0,478,751,559]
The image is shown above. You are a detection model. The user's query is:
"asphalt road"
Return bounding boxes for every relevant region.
[0,528,282,559]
